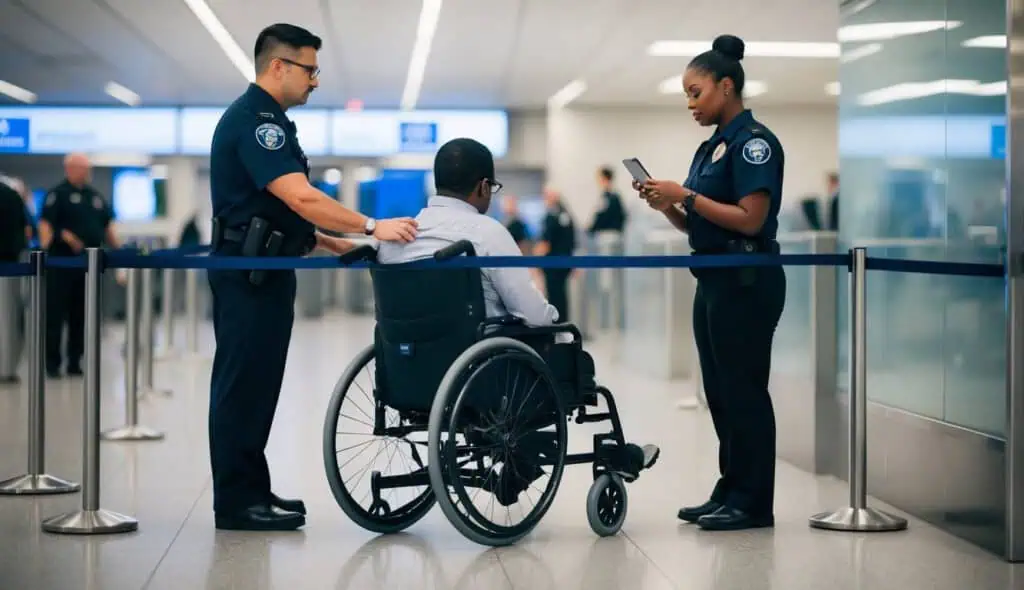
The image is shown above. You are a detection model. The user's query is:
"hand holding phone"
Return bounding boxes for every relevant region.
[622,158,652,184]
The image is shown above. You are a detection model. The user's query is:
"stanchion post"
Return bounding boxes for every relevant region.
[41,248,138,534]
[156,268,177,360]
[138,267,170,396]
[0,251,80,495]
[101,268,164,442]
[809,247,908,532]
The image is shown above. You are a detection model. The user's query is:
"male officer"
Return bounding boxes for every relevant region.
[534,188,576,322]
[38,153,120,378]
[207,23,417,532]
[588,166,626,235]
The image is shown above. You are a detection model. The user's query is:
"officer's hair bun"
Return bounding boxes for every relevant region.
[712,35,745,61]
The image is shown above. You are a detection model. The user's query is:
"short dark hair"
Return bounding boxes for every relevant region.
[434,138,495,197]
[688,34,746,95]
[599,167,613,181]
[254,24,322,74]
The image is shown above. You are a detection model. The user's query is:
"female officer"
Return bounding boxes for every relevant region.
[637,34,786,531]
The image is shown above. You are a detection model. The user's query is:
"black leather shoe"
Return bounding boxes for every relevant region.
[270,493,306,515]
[677,500,721,523]
[215,503,305,531]
[696,505,774,531]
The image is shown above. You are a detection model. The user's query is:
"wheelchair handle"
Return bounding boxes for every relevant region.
[339,244,378,265]
[434,240,476,260]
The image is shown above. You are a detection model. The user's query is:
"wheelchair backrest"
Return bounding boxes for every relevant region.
[369,264,486,412]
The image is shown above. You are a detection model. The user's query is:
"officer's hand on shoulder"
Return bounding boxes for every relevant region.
[373,218,419,243]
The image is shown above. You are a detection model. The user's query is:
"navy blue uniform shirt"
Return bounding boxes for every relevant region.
[40,180,112,253]
[210,83,313,246]
[542,204,576,256]
[684,109,784,251]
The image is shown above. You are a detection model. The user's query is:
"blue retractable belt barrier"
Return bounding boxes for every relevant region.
[0,246,1006,278]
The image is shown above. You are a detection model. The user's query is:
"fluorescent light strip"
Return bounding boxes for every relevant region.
[400,0,443,110]
[857,79,1006,105]
[180,0,254,82]
[837,20,960,42]
[647,40,839,58]
[548,79,586,109]
[658,76,767,97]
[962,35,1006,48]
[0,80,36,103]
[840,43,881,63]
[104,81,141,106]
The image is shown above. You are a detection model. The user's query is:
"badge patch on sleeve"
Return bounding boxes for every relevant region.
[742,138,771,165]
[255,123,286,150]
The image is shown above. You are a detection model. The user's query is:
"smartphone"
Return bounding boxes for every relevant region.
[622,158,652,184]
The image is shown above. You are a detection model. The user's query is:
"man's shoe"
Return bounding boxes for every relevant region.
[214,503,305,531]
[270,493,306,515]
[696,505,774,531]
[640,444,660,469]
[677,500,722,523]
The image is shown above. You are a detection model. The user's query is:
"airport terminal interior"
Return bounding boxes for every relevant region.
[2,0,1024,588]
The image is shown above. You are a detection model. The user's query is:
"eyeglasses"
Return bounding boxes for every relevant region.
[486,179,503,195]
[275,56,320,79]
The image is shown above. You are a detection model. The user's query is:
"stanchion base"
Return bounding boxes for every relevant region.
[675,397,699,410]
[0,473,81,495]
[100,425,165,441]
[809,507,909,532]
[41,508,138,535]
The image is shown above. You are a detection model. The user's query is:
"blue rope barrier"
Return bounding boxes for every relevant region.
[0,246,1004,278]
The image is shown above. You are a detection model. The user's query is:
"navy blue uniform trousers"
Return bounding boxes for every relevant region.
[207,258,296,514]
[692,264,786,517]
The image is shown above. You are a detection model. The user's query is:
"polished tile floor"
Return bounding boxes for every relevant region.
[0,312,1020,590]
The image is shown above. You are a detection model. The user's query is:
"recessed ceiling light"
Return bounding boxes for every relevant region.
[647,40,838,58]
[548,79,587,109]
[104,81,141,106]
[180,0,255,82]
[837,20,960,42]
[857,78,1005,105]
[841,43,881,63]
[0,80,37,103]
[826,81,841,96]
[658,76,766,97]
[962,35,1006,48]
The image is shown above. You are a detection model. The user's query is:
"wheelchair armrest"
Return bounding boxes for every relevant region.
[339,244,377,265]
[482,321,582,343]
[477,315,525,338]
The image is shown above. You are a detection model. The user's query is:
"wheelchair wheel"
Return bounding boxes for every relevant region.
[427,337,568,547]
[586,473,628,537]
[323,344,435,534]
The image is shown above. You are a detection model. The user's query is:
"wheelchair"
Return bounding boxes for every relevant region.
[322,240,654,547]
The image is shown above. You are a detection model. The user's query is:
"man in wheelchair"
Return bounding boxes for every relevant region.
[374,138,659,500]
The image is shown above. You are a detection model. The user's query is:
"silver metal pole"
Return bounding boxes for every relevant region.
[0,251,79,495]
[101,269,163,442]
[809,247,908,532]
[138,268,170,396]
[156,268,177,360]
[42,248,138,534]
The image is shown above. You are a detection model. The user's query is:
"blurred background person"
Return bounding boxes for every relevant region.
[502,195,531,254]
[588,166,627,236]
[0,176,30,384]
[534,187,576,322]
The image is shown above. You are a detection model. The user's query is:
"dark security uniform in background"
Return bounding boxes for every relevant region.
[207,84,316,517]
[684,109,786,523]
[0,182,28,263]
[588,189,626,234]
[40,181,113,375]
[541,203,576,322]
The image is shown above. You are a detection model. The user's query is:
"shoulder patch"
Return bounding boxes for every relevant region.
[742,137,771,165]
[255,122,286,150]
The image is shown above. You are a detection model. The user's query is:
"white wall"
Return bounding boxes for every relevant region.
[545,105,838,231]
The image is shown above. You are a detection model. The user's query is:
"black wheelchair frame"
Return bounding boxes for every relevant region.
[322,240,639,546]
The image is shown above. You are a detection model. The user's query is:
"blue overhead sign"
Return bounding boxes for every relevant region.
[399,121,438,152]
[0,118,30,153]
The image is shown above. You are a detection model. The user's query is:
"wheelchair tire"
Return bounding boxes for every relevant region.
[323,344,436,534]
[586,473,628,537]
[427,337,568,547]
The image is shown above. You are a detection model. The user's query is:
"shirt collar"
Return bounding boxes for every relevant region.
[242,83,287,122]
[713,109,754,142]
[428,195,478,212]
